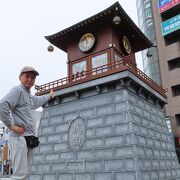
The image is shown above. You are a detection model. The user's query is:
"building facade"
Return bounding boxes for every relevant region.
[136,0,180,149]
[136,0,162,85]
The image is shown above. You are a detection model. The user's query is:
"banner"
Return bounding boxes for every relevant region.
[159,0,180,13]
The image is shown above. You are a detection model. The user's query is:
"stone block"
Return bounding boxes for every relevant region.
[115,172,135,180]
[75,173,92,180]
[41,126,55,135]
[58,174,73,180]
[86,139,104,149]
[77,150,94,159]
[33,155,45,163]
[49,116,63,125]
[54,143,69,152]
[115,123,129,133]
[85,160,102,170]
[37,164,50,173]
[115,102,127,112]
[94,172,112,180]
[43,174,56,180]
[39,144,53,153]
[55,123,69,133]
[95,149,113,159]
[40,118,49,127]
[87,117,104,128]
[96,105,113,115]
[80,108,94,118]
[45,153,59,162]
[29,175,41,180]
[96,126,112,138]
[106,113,124,125]
[104,159,124,170]
[48,134,61,143]
[126,158,134,169]
[67,162,83,171]
[115,147,133,157]
[52,163,66,172]
[60,152,75,160]
[64,112,78,122]
[105,136,124,147]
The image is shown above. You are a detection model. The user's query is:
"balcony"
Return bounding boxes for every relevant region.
[35,56,167,98]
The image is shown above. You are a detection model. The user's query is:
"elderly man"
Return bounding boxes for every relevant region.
[0,66,55,180]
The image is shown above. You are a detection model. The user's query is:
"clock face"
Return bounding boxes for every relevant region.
[79,33,95,52]
[122,35,131,54]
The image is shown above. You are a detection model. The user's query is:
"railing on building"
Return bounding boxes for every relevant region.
[35,56,167,97]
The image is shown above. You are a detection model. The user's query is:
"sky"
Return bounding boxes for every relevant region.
[0,0,142,98]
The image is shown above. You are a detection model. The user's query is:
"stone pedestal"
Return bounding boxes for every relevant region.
[29,71,180,180]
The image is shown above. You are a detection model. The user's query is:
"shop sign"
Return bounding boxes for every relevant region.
[161,14,180,36]
[159,0,180,13]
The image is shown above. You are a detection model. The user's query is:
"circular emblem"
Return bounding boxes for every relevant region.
[122,35,131,54]
[68,117,86,152]
[79,33,95,52]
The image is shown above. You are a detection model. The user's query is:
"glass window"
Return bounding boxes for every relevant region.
[172,84,180,96]
[145,2,151,9]
[176,114,180,126]
[145,8,152,19]
[114,54,122,68]
[72,60,86,80]
[92,53,108,74]
[115,54,122,62]
[168,57,180,70]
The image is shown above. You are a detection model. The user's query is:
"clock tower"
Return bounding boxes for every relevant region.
[44,2,152,85]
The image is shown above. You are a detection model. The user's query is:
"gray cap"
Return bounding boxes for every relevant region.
[20,66,39,76]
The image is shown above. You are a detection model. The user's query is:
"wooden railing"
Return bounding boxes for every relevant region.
[35,56,167,97]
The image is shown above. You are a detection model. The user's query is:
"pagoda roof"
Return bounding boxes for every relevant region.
[45,1,152,52]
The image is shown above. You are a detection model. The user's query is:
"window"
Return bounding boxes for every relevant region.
[72,60,86,80]
[176,114,180,126]
[114,54,122,68]
[145,8,152,19]
[92,53,108,75]
[172,84,180,96]
[168,57,180,70]
[115,54,122,62]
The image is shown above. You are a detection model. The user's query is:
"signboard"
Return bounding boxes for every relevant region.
[158,0,180,13]
[161,14,180,36]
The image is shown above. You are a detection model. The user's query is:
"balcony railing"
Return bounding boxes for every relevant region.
[35,56,167,97]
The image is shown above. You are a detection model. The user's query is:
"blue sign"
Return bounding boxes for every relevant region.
[158,0,180,13]
[159,0,172,7]
[161,14,180,36]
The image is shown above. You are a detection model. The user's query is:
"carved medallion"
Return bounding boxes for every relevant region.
[68,117,86,151]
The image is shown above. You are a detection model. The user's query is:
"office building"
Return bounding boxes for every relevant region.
[136,0,180,157]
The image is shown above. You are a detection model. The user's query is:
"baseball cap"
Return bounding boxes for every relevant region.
[20,66,39,76]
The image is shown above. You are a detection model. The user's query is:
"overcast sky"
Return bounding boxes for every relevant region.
[0,0,142,98]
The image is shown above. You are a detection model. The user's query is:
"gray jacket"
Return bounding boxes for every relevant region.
[0,84,51,136]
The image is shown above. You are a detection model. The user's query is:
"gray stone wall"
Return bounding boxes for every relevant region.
[29,78,180,180]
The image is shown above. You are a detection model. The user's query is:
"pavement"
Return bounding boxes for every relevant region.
[0,178,11,180]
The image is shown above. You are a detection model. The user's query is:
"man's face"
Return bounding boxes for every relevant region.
[19,72,36,89]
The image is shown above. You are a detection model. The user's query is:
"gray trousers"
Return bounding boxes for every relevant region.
[9,136,33,180]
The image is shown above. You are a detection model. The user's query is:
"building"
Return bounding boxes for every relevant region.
[136,0,180,157]
[30,2,180,180]
[0,123,10,176]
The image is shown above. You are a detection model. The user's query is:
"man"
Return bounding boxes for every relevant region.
[0,66,55,180]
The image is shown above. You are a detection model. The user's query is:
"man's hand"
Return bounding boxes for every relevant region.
[10,125,26,135]
[50,89,56,99]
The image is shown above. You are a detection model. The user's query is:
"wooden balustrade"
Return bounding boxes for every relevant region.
[35,57,166,97]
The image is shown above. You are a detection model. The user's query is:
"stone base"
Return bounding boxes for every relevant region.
[29,73,180,180]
